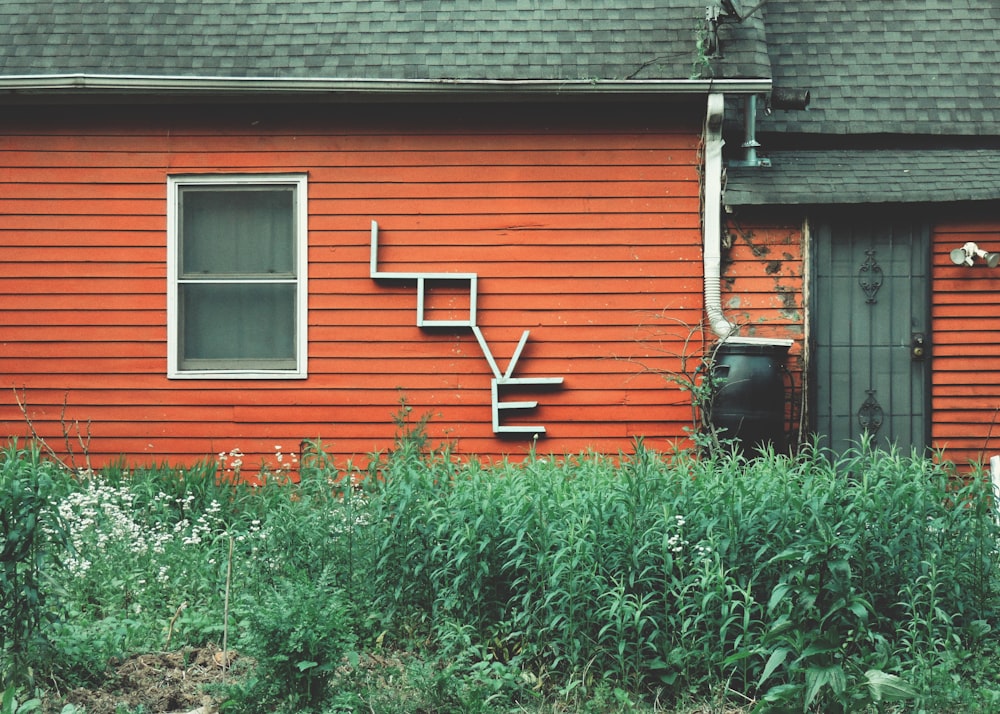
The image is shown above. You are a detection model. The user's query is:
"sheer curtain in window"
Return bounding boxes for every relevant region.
[178,187,297,369]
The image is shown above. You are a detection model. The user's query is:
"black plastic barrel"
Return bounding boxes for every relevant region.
[709,338,792,456]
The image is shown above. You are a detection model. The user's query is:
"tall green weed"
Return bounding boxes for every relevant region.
[0,441,68,689]
[4,423,999,713]
[366,435,1000,710]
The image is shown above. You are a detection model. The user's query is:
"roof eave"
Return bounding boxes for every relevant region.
[0,73,773,99]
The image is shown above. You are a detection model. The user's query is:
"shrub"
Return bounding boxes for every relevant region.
[226,570,355,714]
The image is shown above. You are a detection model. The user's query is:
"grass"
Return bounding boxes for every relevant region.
[2,426,1000,713]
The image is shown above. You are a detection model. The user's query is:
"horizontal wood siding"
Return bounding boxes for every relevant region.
[0,104,707,470]
[720,215,804,339]
[931,206,1000,467]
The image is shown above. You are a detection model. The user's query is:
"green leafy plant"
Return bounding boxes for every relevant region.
[0,685,81,714]
[0,441,68,690]
[228,570,355,713]
[6,412,1000,712]
[364,428,1000,709]
[1,685,39,714]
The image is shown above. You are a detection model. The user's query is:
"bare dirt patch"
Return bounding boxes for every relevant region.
[43,646,240,714]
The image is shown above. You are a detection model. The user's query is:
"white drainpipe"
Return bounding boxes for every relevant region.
[703,93,734,338]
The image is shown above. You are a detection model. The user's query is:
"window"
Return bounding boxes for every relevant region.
[167,175,308,378]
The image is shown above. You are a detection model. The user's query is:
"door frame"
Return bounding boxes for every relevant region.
[806,207,932,455]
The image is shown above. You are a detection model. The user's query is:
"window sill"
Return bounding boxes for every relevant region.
[168,369,307,380]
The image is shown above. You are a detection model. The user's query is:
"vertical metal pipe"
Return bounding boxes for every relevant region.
[703,93,734,337]
[742,94,760,166]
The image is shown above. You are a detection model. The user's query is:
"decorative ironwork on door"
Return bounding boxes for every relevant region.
[857,389,884,435]
[858,249,883,304]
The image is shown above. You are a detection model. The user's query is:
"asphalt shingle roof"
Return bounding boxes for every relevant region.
[0,0,770,84]
[758,0,1000,136]
[725,149,1000,207]
[725,1,1000,207]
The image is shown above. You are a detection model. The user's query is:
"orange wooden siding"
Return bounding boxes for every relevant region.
[0,104,712,470]
[931,207,1000,468]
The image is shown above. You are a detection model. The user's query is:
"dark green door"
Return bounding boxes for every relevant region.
[811,214,930,454]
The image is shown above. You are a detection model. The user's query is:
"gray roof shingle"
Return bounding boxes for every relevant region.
[724,149,1000,207]
[726,2,1000,207]
[758,1,1000,136]
[0,0,770,84]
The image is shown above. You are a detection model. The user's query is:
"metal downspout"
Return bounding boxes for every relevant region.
[703,93,734,338]
[742,94,760,166]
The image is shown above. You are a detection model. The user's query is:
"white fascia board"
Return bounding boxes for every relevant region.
[0,73,772,97]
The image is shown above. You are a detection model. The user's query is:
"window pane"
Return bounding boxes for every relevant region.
[180,187,295,276]
[180,283,296,368]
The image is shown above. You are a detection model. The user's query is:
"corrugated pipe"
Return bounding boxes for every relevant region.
[703,93,734,338]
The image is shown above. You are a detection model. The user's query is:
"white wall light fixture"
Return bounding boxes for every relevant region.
[950,241,1000,268]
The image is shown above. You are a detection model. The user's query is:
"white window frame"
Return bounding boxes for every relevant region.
[167,174,308,379]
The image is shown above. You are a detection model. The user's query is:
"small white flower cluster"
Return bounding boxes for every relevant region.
[52,480,264,582]
[54,481,146,576]
[273,444,298,471]
[217,445,299,480]
[666,514,687,554]
[328,500,372,535]
[218,448,245,476]
[180,498,224,546]
[228,518,267,552]
[665,514,712,561]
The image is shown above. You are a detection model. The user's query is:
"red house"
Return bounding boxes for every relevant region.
[1,1,996,471]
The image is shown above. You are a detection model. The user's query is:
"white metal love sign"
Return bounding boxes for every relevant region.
[369,221,563,435]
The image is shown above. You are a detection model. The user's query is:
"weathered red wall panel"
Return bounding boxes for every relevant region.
[0,103,714,470]
[931,208,1000,468]
[716,214,806,445]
